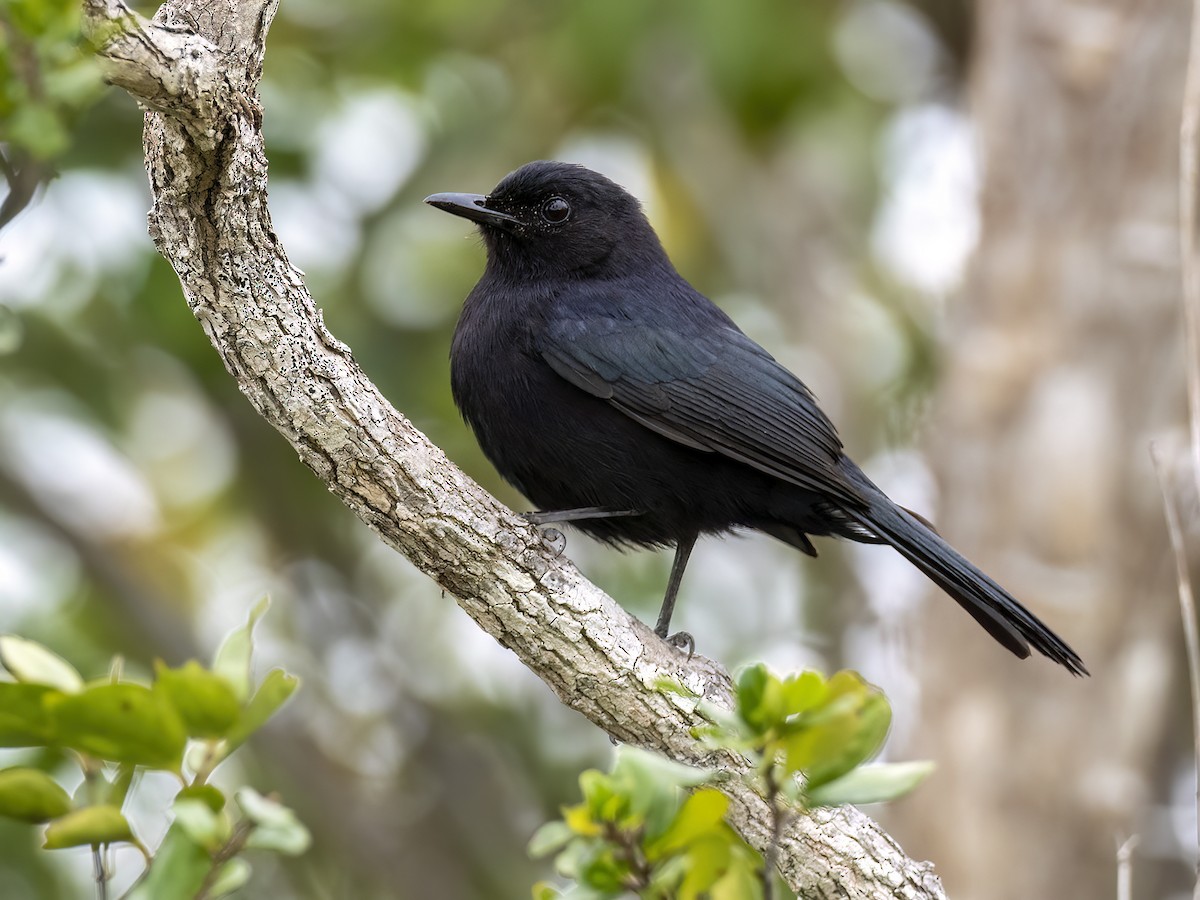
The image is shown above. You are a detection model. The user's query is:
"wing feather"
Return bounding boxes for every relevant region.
[538,303,864,509]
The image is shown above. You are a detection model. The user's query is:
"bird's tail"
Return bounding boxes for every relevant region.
[847,493,1088,676]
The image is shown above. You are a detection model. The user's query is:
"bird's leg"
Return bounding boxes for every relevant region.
[654,532,697,656]
[522,508,641,557]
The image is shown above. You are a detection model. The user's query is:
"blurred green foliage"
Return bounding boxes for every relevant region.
[0,0,956,896]
[0,604,305,898]
[1,0,103,228]
[1,0,102,158]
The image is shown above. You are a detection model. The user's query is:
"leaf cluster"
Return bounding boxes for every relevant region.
[530,747,761,900]
[701,664,933,808]
[0,598,306,899]
[532,665,932,899]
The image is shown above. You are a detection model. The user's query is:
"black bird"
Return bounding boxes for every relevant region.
[426,161,1086,675]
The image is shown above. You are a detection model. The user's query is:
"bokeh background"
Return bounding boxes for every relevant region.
[1,0,1196,897]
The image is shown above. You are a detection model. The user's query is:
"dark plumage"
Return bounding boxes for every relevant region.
[426,160,1087,675]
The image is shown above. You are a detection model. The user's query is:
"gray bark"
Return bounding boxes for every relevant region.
[82,0,945,896]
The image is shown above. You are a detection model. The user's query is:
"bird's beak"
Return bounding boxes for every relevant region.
[424,192,518,228]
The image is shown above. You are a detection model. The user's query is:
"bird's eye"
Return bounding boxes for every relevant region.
[540,197,571,224]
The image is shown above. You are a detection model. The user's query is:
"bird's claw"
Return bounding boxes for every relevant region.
[520,512,569,555]
[535,526,566,557]
[662,630,695,659]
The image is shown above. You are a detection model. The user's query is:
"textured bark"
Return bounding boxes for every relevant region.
[901,2,1192,898]
[82,1,945,896]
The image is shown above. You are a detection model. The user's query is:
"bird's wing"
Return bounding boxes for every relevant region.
[538,308,865,507]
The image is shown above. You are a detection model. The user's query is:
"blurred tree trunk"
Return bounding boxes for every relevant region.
[899,1,1193,898]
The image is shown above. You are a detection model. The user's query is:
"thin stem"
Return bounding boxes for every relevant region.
[1178,1,1200,894]
[601,822,651,893]
[760,763,790,900]
[1182,0,1200,502]
[1116,835,1139,900]
[194,820,255,900]
[1151,445,1200,897]
[93,846,108,900]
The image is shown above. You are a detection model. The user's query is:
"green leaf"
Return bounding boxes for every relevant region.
[237,788,310,855]
[780,673,892,788]
[172,798,229,851]
[0,636,83,692]
[808,691,891,789]
[562,801,602,837]
[577,844,628,893]
[43,805,132,848]
[646,855,690,893]
[212,597,270,703]
[528,820,574,858]
[709,847,765,900]
[805,761,935,807]
[616,749,691,838]
[578,769,625,826]
[824,670,872,706]
[207,858,252,898]
[735,664,783,732]
[678,833,733,899]
[647,789,728,859]
[123,821,212,900]
[779,670,827,716]
[222,668,299,754]
[177,783,226,814]
[50,683,187,769]
[0,683,61,746]
[0,767,71,822]
[154,660,240,738]
[613,746,713,839]
[552,833,591,879]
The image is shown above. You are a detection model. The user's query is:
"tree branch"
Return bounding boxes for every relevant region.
[80,1,945,896]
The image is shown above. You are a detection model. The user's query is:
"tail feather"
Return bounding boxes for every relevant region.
[849,498,1088,677]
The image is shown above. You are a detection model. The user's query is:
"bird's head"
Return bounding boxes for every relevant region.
[425,160,667,280]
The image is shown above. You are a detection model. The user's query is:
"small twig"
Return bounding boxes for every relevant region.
[93,846,108,900]
[1180,3,1200,895]
[761,780,778,900]
[1151,445,1200,898]
[1181,0,1200,500]
[1116,834,1139,900]
[760,764,790,900]
[602,822,652,892]
[194,820,255,900]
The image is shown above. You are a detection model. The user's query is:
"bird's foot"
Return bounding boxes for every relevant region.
[657,629,695,660]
